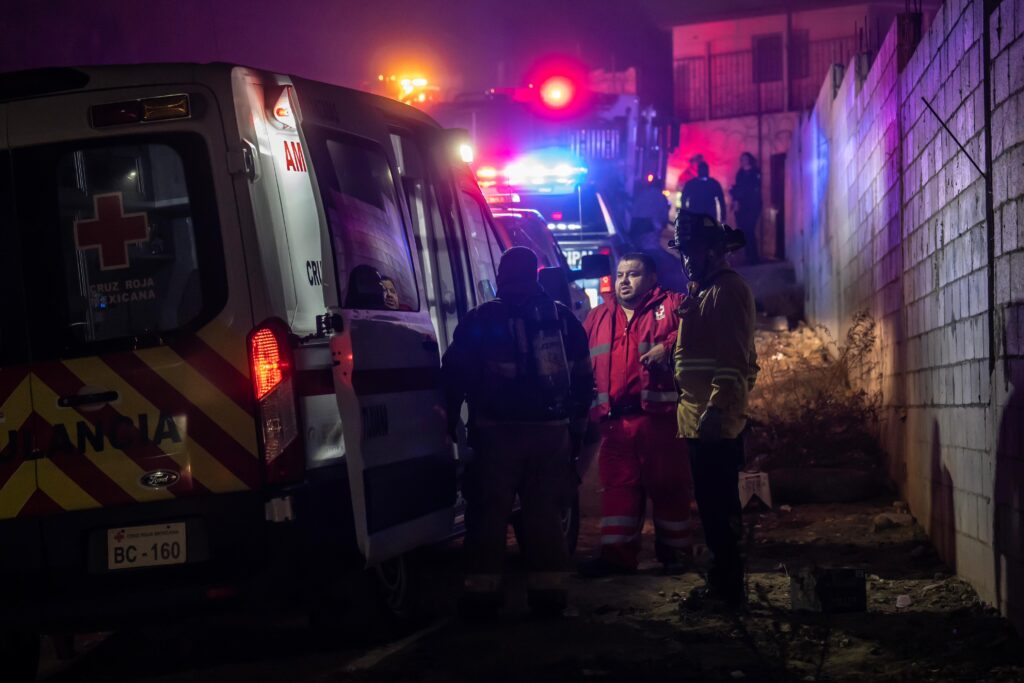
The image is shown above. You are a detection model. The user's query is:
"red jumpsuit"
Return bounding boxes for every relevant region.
[584,287,693,569]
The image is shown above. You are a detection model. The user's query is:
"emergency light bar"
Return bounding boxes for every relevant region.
[91,94,191,128]
[474,150,587,193]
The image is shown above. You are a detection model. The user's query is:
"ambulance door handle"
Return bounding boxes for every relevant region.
[58,391,118,408]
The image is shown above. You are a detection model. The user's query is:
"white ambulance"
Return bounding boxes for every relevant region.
[0,63,589,679]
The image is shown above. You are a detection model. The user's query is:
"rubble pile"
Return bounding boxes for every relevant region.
[746,312,885,474]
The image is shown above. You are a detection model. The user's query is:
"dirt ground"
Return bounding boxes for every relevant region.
[39,499,1024,683]
[339,500,1024,683]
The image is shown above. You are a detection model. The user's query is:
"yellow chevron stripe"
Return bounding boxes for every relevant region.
[197,318,249,375]
[0,377,35,519]
[29,375,173,505]
[2,376,33,432]
[62,358,248,494]
[37,459,99,511]
[135,347,258,455]
[0,463,36,519]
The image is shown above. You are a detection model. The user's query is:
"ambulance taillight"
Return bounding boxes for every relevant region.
[248,320,304,485]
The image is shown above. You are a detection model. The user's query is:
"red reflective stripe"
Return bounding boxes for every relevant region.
[18,487,62,517]
[0,365,29,405]
[31,362,207,497]
[102,353,261,489]
[170,335,254,414]
[26,412,135,508]
[0,450,24,493]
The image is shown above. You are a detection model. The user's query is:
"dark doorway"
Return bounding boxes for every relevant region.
[770,152,786,260]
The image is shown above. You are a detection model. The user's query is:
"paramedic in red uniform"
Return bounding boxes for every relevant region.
[443,247,593,618]
[579,252,693,576]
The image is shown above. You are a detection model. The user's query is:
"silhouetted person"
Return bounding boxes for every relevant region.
[730,152,763,265]
[681,162,726,223]
[443,247,593,619]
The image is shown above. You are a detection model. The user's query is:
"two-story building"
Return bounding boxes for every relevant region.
[663,0,939,262]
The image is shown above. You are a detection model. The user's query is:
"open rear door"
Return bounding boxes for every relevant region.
[292,80,455,564]
[0,103,40,523]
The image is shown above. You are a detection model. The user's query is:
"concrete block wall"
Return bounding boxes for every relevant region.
[785,0,1024,631]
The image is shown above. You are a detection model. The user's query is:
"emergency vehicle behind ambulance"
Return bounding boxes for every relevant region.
[0,63,510,680]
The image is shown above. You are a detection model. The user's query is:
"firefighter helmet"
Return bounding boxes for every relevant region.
[669,210,745,254]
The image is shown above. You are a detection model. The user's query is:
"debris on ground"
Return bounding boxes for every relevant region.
[331,500,1024,683]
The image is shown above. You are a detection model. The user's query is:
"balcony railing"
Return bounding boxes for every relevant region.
[673,36,859,122]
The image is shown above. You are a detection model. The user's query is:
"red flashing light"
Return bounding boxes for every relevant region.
[540,76,575,109]
[524,56,590,118]
[250,328,285,400]
[551,211,563,220]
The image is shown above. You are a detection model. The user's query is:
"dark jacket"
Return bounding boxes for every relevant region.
[442,291,593,429]
[730,168,762,217]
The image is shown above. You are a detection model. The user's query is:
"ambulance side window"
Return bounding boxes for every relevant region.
[458,191,501,303]
[13,135,226,356]
[313,133,418,311]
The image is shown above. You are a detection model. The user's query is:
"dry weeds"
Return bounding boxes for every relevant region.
[747,311,884,472]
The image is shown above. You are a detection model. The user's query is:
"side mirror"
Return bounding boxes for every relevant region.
[571,253,612,281]
[538,266,572,308]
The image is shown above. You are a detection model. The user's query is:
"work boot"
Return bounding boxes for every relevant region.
[680,583,745,612]
[457,591,502,620]
[577,556,636,579]
[656,546,692,576]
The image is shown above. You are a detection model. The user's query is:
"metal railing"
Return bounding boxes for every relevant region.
[673,36,859,122]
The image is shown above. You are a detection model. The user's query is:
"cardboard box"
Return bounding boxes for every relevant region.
[738,471,772,508]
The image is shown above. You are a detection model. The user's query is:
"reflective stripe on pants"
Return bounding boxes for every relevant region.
[597,413,692,569]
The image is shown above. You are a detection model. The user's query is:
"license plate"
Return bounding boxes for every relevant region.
[107,522,187,570]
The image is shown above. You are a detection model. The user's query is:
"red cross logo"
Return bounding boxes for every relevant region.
[73,193,149,270]
[114,530,125,542]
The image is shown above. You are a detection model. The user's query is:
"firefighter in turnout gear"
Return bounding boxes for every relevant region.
[578,253,693,577]
[670,211,758,608]
[442,247,593,618]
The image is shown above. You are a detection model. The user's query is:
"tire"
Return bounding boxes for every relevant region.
[308,553,423,643]
[0,632,40,683]
[561,490,581,556]
[372,553,415,621]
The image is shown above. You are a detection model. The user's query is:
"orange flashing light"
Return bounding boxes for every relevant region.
[250,328,285,400]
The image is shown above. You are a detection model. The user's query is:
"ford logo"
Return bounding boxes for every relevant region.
[140,470,180,489]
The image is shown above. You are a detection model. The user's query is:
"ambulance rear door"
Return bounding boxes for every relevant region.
[292,80,455,565]
[0,102,41,528]
[6,85,261,556]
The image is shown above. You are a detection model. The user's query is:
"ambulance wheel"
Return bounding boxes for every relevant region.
[372,553,414,620]
[0,631,39,682]
[561,492,580,556]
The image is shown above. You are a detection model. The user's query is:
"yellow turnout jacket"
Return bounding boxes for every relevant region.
[673,268,758,439]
